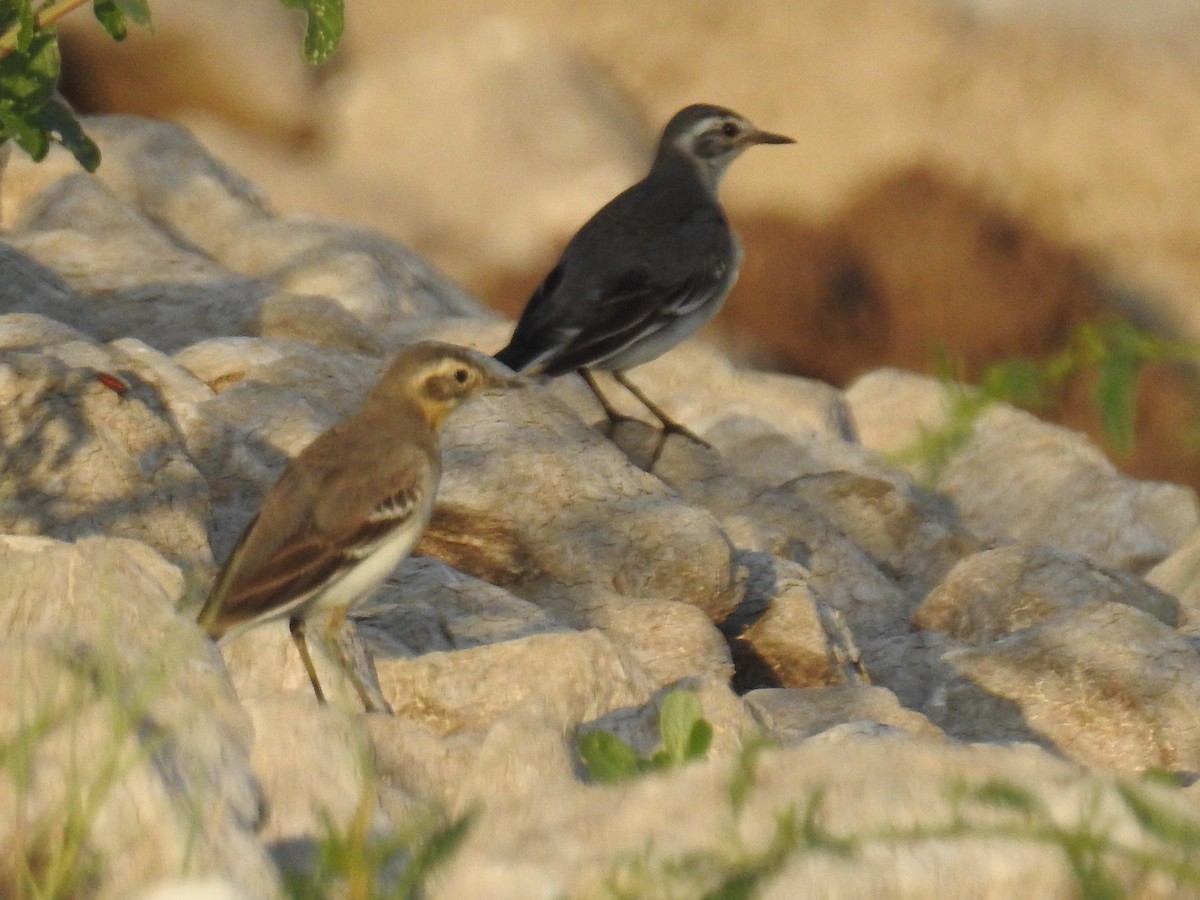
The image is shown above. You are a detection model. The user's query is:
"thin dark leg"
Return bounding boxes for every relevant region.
[290,615,326,703]
[612,369,713,465]
[580,369,638,435]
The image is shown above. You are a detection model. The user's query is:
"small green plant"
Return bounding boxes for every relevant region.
[281,791,475,900]
[0,641,178,899]
[579,689,715,784]
[894,320,1200,484]
[0,0,343,171]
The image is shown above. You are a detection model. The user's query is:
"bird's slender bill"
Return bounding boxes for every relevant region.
[748,129,796,145]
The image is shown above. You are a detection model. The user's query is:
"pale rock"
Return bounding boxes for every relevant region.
[929,602,1200,772]
[1147,526,1200,635]
[659,439,928,650]
[257,291,388,356]
[847,369,1199,571]
[365,714,481,809]
[0,242,90,327]
[0,536,274,898]
[243,697,385,876]
[781,470,982,597]
[745,685,945,743]
[7,174,262,351]
[916,543,1180,643]
[256,219,487,326]
[578,596,735,686]
[449,705,582,813]
[133,878,252,900]
[355,556,567,657]
[0,344,213,595]
[375,629,658,736]
[729,555,851,689]
[854,630,962,714]
[431,354,738,621]
[432,739,1195,898]
[1,115,273,254]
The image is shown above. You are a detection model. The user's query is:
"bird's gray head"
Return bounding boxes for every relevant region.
[657,104,794,191]
[371,341,521,428]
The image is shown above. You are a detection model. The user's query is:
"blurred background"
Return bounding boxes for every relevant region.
[57,0,1200,488]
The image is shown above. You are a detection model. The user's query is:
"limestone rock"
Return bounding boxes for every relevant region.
[915,543,1180,643]
[374,629,657,737]
[0,342,213,596]
[432,739,1197,898]
[1147,526,1200,635]
[729,555,851,690]
[745,685,945,743]
[0,536,274,898]
[781,470,981,598]
[929,603,1200,772]
[243,697,383,877]
[847,368,1199,571]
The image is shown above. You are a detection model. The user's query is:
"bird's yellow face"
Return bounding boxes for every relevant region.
[384,343,521,429]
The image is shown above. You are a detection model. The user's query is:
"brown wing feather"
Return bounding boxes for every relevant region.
[198,411,437,639]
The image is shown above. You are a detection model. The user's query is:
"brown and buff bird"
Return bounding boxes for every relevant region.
[197,341,520,711]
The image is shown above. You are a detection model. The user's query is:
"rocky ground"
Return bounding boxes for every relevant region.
[58,0,1200,495]
[3,117,1200,897]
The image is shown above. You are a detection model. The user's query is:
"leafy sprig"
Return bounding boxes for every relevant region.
[0,0,343,171]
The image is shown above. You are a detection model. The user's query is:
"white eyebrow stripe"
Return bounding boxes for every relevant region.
[674,116,724,152]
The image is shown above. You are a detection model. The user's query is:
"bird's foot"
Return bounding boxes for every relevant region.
[648,419,714,468]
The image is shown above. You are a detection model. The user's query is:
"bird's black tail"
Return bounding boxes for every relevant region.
[493,340,534,374]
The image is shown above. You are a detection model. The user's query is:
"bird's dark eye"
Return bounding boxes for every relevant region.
[453,368,469,384]
[721,122,739,138]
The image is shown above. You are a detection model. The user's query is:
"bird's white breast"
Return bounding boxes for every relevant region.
[309,505,431,615]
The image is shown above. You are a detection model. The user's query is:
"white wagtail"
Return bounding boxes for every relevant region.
[494,103,794,465]
[197,341,520,711]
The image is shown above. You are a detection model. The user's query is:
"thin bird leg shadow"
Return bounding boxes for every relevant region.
[325,607,394,715]
[289,616,327,704]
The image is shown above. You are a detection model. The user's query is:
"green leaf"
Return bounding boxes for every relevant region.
[1095,345,1139,456]
[39,99,101,171]
[92,0,126,40]
[278,0,344,65]
[964,779,1043,816]
[728,739,767,814]
[0,29,59,105]
[579,731,641,784]
[15,0,33,53]
[1116,783,1200,848]
[400,812,476,889]
[980,357,1047,409]
[92,0,151,40]
[116,0,151,28]
[658,689,704,764]
[685,718,714,761]
[0,103,48,159]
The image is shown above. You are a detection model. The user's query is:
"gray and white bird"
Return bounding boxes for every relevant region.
[197,341,520,711]
[494,103,794,464]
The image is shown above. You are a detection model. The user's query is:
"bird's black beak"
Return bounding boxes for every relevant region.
[749,129,796,146]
